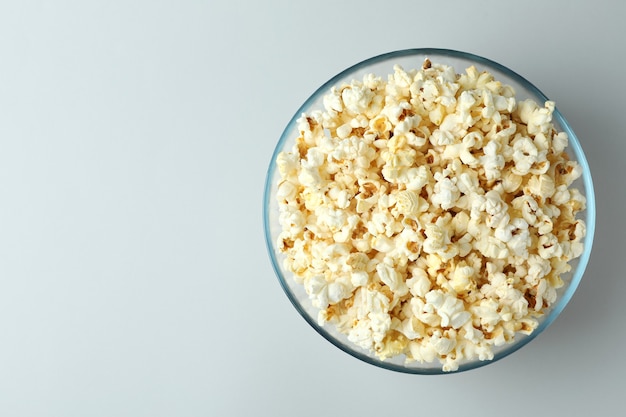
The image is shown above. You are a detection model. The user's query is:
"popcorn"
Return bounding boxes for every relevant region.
[425,290,472,329]
[480,140,505,180]
[401,316,426,340]
[275,60,586,371]
[450,263,476,293]
[406,267,431,297]
[477,236,510,259]
[525,173,556,201]
[430,329,457,355]
[341,82,376,116]
[395,189,427,218]
[537,233,563,259]
[423,222,450,255]
[376,263,409,298]
[511,136,540,176]
[431,172,461,210]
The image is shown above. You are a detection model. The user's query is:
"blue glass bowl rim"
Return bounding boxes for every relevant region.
[263,48,596,375]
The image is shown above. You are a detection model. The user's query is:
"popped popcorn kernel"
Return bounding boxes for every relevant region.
[275,59,586,371]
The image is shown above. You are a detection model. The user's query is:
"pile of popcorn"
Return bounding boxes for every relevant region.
[275,59,586,371]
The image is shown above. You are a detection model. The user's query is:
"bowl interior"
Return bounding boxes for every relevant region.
[264,48,595,374]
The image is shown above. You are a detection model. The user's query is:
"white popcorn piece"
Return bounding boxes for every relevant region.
[376,263,409,298]
[456,171,481,195]
[276,180,298,204]
[521,100,556,136]
[552,184,571,205]
[483,190,509,229]
[511,136,539,176]
[507,230,531,258]
[276,151,300,180]
[552,131,569,153]
[423,222,451,255]
[535,213,554,236]
[461,321,484,344]
[275,59,587,371]
[431,172,461,210]
[512,194,540,226]
[369,315,392,344]
[443,300,472,329]
[405,165,430,191]
[408,340,438,364]
[304,147,326,167]
[450,263,475,293]
[371,234,395,253]
[410,297,441,327]
[471,299,502,332]
[430,329,457,355]
[537,233,563,259]
[342,82,376,116]
[556,160,584,186]
[480,140,505,180]
[335,123,352,139]
[327,279,352,305]
[278,205,306,235]
[297,166,322,189]
[401,316,426,340]
[350,271,369,287]
[394,189,427,218]
[323,87,344,113]
[526,174,555,201]
[477,236,510,259]
[526,254,552,284]
[534,278,557,311]
[348,318,375,349]
[305,275,330,309]
[456,233,474,258]
[384,100,413,125]
[406,267,432,297]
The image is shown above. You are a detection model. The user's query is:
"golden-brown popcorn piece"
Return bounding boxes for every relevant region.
[376,329,410,360]
[369,114,393,137]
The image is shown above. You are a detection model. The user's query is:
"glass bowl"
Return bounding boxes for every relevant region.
[263,48,595,374]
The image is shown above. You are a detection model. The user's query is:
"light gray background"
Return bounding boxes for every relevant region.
[0,1,622,416]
